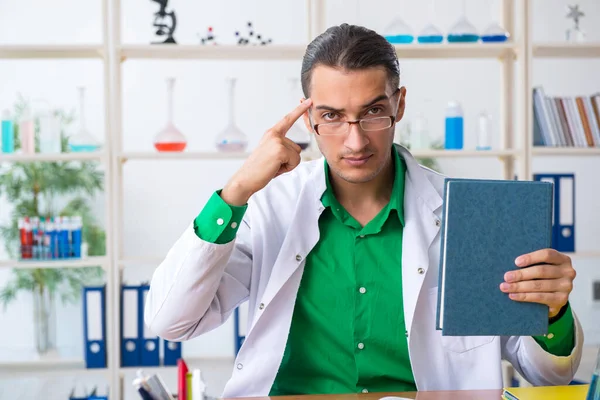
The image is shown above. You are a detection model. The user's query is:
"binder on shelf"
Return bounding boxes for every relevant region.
[83,285,107,369]
[233,302,249,355]
[139,284,160,366]
[121,284,141,367]
[533,173,575,252]
[163,339,182,366]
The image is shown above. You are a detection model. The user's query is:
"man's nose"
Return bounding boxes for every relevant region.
[343,122,370,152]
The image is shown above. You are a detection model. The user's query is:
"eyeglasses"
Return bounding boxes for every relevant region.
[309,88,402,136]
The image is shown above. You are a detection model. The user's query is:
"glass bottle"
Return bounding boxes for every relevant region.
[444,101,464,150]
[35,99,62,154]
[1,109,15,153]
[481,0,510,42]
[447,0,480,43]
[285,77,311,150]
[215,77,248,152]
[19,104,35,154]
[154,77,187,152]
[69,87,101,152]
[587,347,600,400]
[418,0,444,44]
[411,111,431,150]
[477,110,492,150]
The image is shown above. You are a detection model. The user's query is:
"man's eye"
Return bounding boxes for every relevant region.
[322,112,339,121]
[367,107,383,115]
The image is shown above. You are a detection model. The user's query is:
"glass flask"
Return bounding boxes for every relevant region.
[418,0,444,44]
[285,77,311,150]
[587,347,600,400]
[34,99,62,154]
[69,87,101,152]
[215,77,248,152]
[447,0,480,43]
[153,77,187,152]
[477,110,492,150]
[383,2,414,45]
[481,0,509,42]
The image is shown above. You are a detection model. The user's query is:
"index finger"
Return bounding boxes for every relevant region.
[271,98,313,136]
[515,248,567,267]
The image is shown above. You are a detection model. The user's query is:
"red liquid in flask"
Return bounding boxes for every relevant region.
[154,142,187,152]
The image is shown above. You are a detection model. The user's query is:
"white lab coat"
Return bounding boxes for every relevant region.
[145,144,584,398]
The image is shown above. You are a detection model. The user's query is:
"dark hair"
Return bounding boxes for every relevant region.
[301,23,400,97]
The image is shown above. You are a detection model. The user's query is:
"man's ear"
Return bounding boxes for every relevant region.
[396,87,407,122]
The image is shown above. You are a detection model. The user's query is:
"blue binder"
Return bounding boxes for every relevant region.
[162,339,181,366]
[139,285,160,366]
[121,285,141,367]
[534,173,575,252]
[233,302,248,355]
[83,286,107,368]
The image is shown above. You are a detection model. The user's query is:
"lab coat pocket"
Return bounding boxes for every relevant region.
[428,287,495,354]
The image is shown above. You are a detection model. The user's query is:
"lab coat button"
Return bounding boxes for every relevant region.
[435,219,441,227]
[405,330,409,337]
[259,303,265,310]
[417,267,425,275]
[237,363,243,370]
[295,254,302,262]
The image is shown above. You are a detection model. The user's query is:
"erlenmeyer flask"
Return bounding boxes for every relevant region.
[285,77,311,150]
[154,77,187,152]
[447,0,480,43]
[215,77,248,152]
[383,1,414,44]
[481,0,509,42]
[69,87,101,152]
[418,0,444,43]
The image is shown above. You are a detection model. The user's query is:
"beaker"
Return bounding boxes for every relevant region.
[69,87,101,152]
[447,0,480,43]
[215,77,248,152]
[154,77,187,152]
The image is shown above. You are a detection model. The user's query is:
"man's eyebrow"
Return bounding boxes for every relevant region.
[314,94,390,113]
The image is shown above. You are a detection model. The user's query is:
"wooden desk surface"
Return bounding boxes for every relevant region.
[229,389,503,400]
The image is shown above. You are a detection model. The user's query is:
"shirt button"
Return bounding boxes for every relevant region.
[359,235,365,238]
[417,267,425,275]
[231,222,238,229]
[357,343,364,350]
[217,218,224,226]
[259,303,264,310]
[359,287,366,294]
[547,333,554,339]
[362,389,369,393]
[295,254,302,261]
[237,363,243,370]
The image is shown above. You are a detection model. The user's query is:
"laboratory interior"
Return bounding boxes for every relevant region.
[0,0,599,399]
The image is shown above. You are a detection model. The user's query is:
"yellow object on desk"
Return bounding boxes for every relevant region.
[503,384,590,400]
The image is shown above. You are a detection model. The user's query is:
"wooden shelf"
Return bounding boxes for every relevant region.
[410,149,519,158]
[0,152,106,163]
[0,358,107,378]
[119,42,516,61]
[0,256,109,270]
[533,43,600,58]
[118,150,322,162]
[0,45,104,59]
[532,147,600,156]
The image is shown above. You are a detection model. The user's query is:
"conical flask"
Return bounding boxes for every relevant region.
[285,77,311,150]
[215,77,248,152]
[154,77,187,152]
[69,87,101,152]
[447,0,480,43]
[418,0,444,43]
[481,0,509,42]
[383,17,414,44]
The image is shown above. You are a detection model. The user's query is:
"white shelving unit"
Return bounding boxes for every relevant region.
[1,1,599,398]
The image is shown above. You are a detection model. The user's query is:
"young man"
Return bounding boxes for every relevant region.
[145,24,583,397]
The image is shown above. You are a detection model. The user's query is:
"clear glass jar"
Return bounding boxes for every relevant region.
[69,87,101,152]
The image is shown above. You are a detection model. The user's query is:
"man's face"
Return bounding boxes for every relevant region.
[303,65,406,184]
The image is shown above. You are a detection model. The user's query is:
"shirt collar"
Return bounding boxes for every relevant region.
[321,146,406,226]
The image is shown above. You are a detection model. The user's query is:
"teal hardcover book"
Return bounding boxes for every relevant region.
[436,178,553,336]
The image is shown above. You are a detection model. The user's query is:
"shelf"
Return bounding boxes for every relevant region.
[0,359,107,378]
[533,43,600,58]
[393,42,516,59]
[410,149,519,158]
[0,45,104,59]
[118,150,321,162]
[0,256,109,270]
[566,251,600,258]
[532,147,600,156]
[0,152,106,163]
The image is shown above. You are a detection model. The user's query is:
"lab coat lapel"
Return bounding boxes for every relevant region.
[396,145,443,334]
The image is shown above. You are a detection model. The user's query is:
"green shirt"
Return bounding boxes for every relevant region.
[192,147,576,394]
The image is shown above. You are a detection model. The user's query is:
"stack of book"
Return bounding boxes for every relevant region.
[533,87,600,147]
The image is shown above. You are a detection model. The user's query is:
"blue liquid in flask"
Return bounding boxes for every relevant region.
[418,35,444,43]
[385,34,414,44]
[70,144,101,152]
[481,34,509,42]
[588,373,600,400]
[447,34,479,43]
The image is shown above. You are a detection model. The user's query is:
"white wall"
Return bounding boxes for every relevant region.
[0,0,599,398]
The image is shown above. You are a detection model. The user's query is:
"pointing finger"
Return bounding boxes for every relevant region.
[271,98,312,136]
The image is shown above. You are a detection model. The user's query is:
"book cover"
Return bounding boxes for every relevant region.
[436,178,552,336]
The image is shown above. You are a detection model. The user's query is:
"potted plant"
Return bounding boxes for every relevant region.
[0,95,105,356]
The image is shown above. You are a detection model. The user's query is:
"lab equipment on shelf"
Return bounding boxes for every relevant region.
[477,111,493,150]
[215,77,248,152]
[69,86,101,152]
[18,215,85,261]
[383,1,414,45]
[481,0,510,42]
[36,99,62,154]
[418,0,444,43]
[19,104,35,154]
[447,0,480,43]
[154,77,187,152]
[1,109,14,153]
[444,101,464,150]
